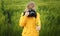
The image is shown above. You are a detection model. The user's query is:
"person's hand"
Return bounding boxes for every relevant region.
[25,12,29,16]
[36,26,41,31]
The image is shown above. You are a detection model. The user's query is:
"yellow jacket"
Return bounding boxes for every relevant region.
[19,12,41,36]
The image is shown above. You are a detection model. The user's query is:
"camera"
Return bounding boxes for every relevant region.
[23,9,37,18]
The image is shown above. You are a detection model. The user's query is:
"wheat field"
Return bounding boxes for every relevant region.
[0,0,60,36]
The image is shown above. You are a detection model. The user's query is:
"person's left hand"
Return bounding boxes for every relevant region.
[36,26,41,31]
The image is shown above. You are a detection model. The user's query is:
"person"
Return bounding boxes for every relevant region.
[19,2,41,36]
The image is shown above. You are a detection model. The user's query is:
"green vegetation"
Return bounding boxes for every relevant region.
[0,0,60,36]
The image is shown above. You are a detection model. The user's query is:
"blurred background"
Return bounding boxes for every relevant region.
[0,0,60,36]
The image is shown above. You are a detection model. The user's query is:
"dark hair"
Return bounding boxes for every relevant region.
[23,9,37,18]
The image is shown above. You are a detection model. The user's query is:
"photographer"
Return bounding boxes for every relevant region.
[19,2,41,36]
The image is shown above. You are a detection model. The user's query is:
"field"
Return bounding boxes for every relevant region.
[0,0,60,36]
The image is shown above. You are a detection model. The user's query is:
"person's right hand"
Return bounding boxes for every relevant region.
[25,12,29,16]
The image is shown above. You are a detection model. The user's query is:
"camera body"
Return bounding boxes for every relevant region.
[23,9,37,18]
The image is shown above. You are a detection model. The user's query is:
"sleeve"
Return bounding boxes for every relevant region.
[19,13,27,27]
[36,13,41,27]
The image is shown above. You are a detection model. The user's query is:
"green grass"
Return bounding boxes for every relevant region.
[0,0,60,36]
